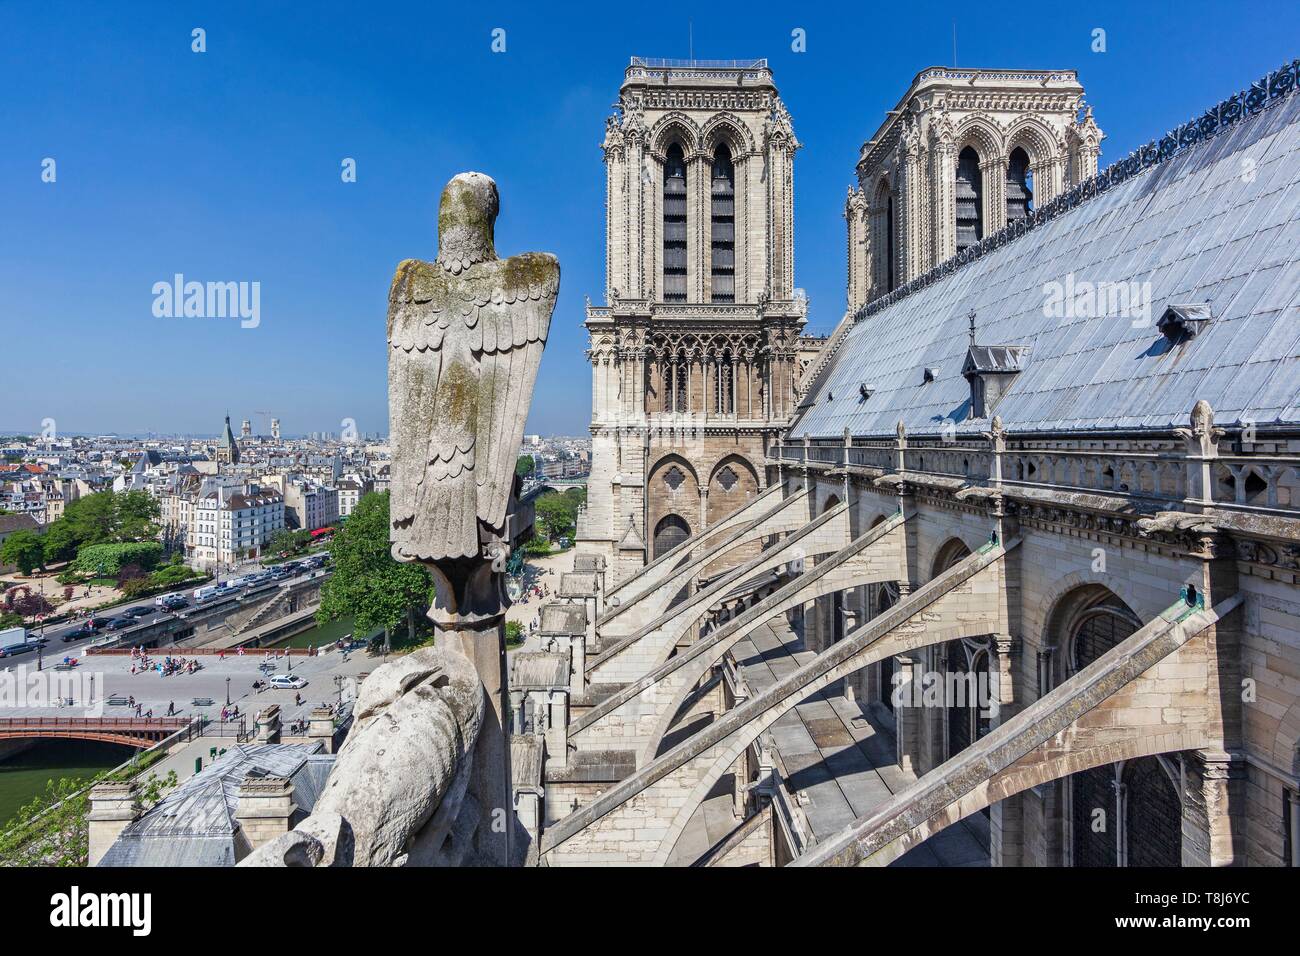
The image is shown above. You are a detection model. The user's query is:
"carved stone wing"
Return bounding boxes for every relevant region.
[474,252,559,531]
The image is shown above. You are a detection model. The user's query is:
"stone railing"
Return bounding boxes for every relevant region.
[769,403,1300,518]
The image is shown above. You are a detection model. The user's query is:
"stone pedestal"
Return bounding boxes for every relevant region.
[439,619,512,867]
[88,781,140,867]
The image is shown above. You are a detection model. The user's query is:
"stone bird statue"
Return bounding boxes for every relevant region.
[387,172,559,621]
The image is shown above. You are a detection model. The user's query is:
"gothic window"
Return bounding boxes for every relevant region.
[944,640,989,758]
[1006,147,1033,224]
[956,146,984,253]
[710,144,736,303]
[663,465,685,491]
[653,513,691,558]
[886,192,896,291]
[663,144,688,303]
[1123,758,1182,867]
[1066,602,1170,868]
[662,360,676,413]
[716,465,738,491]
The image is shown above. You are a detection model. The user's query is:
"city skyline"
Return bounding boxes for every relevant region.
[3,1,1296,435]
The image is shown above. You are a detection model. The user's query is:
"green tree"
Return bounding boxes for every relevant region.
[0,769,176,866]
[534,490,579,543]
[268,528,312,556]
[113,491,162,542]
[317,491,432,643]
[73,541,163,576]
[515,454,535,478]
[42,490,161,564]
[0,529,45,574]
[41,518,81,565]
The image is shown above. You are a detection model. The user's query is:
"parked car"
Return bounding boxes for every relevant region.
[62,626,96,642]
[123,606,152,618]
[193,585,220,602]
[161,595,188,610]
[268,674,307,690]
[103,618,133,631]
[86,617,112,630]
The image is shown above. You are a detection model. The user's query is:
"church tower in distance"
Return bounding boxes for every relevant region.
[579,57,806,585]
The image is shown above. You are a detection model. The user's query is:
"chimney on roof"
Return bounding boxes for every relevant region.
[87,780,142,867]
[235,774,297,855]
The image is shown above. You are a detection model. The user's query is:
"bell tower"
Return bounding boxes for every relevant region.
[580,57,806,585]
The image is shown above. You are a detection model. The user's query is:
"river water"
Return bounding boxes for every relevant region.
[0,615,374,828]
[0,738,131,829]
[272,614,364,649]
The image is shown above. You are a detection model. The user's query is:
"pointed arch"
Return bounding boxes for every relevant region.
[1004,116,1059,168]
[953,117,1004,168]
[649,113,701,160]
[700,114,754,157]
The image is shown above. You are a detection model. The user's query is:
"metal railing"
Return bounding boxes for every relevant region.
[769,432,1300,518]
[629,57,767,70]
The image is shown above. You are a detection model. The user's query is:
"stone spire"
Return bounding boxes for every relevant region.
[217,414,241,466]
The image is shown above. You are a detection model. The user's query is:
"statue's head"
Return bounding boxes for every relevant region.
[436,172,499,272]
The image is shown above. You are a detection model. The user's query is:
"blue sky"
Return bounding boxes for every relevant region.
[1,1,1296,438]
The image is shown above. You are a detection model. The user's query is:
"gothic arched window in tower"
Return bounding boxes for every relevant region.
[871,178,895,294]
[663,144,688,303]
[955,146,984,253]
[1006,147,1033,224]
[710,144,736,303]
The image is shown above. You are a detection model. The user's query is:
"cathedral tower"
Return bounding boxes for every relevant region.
[580,57,806,584]
[846,67,1103,309]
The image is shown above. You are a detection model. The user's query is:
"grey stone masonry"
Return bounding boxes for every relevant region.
[543,540,1014,864]
[796,595,1242,867]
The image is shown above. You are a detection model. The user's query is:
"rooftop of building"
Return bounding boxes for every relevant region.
[791,58,1300,441]
[622,56,774,92]
[98,742,331,867]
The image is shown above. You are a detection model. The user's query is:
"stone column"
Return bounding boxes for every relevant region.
[929,140,957,268]
[235,775,296,855]
[894,653,919,775]
[988,634,1024,866]
[440,620,512,866]
[1181,749,1246,866]
[570,632,586,695]
[87,781,140,867]
[545,690,568,771]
